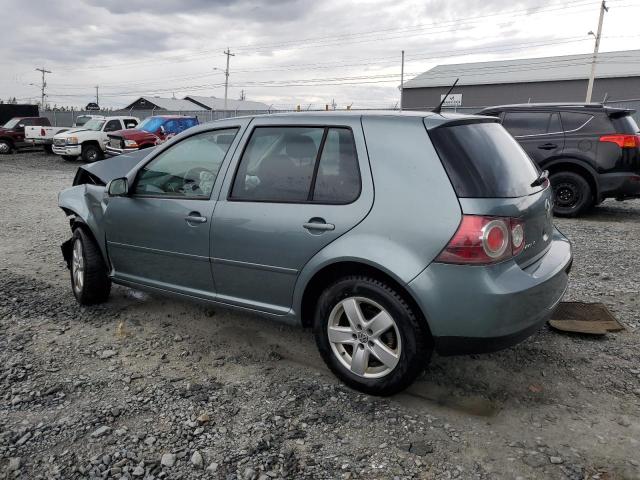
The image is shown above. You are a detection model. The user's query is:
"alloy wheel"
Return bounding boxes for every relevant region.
[0,142,10,154]
[327,296,401,379]
[72,239,85,294]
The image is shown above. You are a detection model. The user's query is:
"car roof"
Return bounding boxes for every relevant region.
[150,115,197,119]
[182,110,498,133]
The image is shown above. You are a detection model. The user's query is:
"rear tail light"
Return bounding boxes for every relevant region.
[40,128,46,136]
[599,134,640,148]
[436,215,526,265]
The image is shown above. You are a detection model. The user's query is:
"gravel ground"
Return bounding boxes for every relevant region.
[1,150,639,480]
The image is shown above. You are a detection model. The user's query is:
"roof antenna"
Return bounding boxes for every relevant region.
[432,78,459,114]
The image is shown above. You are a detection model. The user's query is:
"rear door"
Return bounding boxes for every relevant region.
[210,117,372,314]
[502,111,564,165]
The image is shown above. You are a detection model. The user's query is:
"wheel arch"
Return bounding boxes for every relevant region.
[542,158,599,200]
[298,260,433,339]
[0,136,15,149]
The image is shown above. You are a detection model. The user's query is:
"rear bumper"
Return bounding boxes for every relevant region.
[53,145,81,156]
[408,227,572,356]
[599,172,640,199]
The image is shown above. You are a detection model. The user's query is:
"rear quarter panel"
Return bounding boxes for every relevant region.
[292,115,462,316]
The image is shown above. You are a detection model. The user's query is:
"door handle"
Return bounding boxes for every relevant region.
[303,218,335,232]
[538,143,558,150]
[185,213,207,225]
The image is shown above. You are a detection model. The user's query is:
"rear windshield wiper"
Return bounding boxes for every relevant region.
[530,169,549,188]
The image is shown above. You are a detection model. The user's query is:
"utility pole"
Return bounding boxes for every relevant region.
[223,48,235,111]
[35,67,52,110]
[95,85,99,106]
[586,0,608,103]
[400,50,405,111]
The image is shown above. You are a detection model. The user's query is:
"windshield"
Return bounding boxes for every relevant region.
[138,117,165,133]
[3,118,21,129]
[83,119,106,131]
[75,116,93,127]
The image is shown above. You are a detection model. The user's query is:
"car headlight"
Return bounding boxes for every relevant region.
[124,139,138,147]
[66,136,78,145]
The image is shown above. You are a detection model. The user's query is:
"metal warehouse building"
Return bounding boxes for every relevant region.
[402,50,640,111]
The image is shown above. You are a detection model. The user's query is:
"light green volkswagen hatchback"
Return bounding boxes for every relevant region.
[59,111,572,395]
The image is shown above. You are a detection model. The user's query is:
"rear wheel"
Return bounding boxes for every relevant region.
[81,144,102,163]
[0,139,12,154]
[70,228,111,305]
[313,276,431,395]
[550,171,593,217]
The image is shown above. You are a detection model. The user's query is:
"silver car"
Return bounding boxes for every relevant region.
[58,112,572,395]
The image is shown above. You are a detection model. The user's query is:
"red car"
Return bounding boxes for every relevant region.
[106,115,198,156]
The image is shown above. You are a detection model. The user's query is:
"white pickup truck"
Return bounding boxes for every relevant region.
[25,115,105,153]
[52,116,139,162]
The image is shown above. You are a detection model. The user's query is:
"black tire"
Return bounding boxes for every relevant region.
[81,144,103,163]
[313,276,431,396]
[62,155,77,162]
[70,228,111,305]
[550,171,593,217]
[43,144,54,154]
[0,139,13,154]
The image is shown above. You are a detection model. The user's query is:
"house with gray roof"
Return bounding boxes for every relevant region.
[401,50,640,111]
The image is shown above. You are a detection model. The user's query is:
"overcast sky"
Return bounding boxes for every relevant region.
[1,0,639,109]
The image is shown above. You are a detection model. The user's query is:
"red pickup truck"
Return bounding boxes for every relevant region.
[0,117,51,154]
[106,115,198,156]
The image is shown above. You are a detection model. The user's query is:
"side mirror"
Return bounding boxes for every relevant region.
[159,125,165,135]
[17,124,25,128]
[107,177,128,196]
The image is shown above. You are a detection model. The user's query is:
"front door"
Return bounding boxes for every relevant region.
[104,127,241,298]
[211,118,373,314]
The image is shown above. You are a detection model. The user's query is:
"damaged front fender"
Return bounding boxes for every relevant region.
[58,184,110,265]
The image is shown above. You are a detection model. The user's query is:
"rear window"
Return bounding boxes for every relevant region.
[430,122,542,198]
[611,114,639,134]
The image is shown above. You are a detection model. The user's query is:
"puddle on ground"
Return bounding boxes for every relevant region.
[394,381,500,417]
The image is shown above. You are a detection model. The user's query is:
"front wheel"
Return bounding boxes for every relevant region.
[0,139,12,154]
[313,276,431,396]
[70,228,111,305]
[81,144,103,163]
[550,171,593,217]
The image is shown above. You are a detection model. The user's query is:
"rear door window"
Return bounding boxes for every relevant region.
[560,112,593,132]
[230,126,361,203]
[502,112,551,136]
[429,122,542,198]
[104,120,122,132]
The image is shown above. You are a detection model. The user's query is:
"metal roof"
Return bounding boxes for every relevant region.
[403,50,640,89]
[184,96,271,111]
[125,97,206,111]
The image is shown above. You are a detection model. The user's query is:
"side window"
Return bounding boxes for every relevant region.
[164,120,179,134]
[312,128,360,203]
[20,118,33,127]
[134,128,238,198]
[561,112,593,132]
[231,127,323,202]
[502,112,551,136]
[104,120,122,132]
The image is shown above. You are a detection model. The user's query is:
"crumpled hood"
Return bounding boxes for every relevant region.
[75,148,154,184]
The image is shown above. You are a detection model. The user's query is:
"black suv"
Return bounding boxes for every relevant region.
[478,103,640,216]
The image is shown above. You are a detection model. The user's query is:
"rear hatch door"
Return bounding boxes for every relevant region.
[427,119,554,266]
